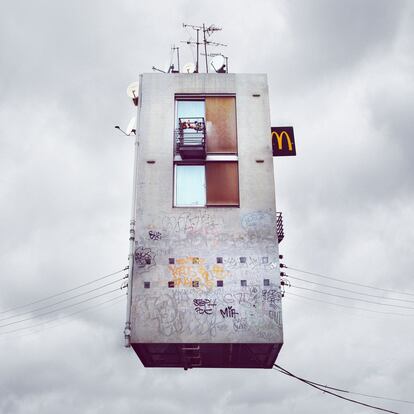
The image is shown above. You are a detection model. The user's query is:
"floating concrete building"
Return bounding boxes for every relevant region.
[124,73,284,369]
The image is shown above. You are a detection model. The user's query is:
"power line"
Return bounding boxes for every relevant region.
[0,287,125,329]
[286,291,412,317]
[274,364,401,413]
[286,274,414,304]
[287,266,414,297]
[0,293,126,338]
[0,276,127,323]
[290,284,414,311]
[0,267,128,315]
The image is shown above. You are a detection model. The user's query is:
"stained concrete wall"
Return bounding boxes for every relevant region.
[130,73,283,344]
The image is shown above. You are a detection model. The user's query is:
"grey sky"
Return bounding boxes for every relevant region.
[1,1,413,413]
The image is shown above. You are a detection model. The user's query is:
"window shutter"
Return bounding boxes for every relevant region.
[206,161,239,206]
[205,97,237,154]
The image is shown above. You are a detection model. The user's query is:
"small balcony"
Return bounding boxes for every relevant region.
[276,212,284,244]
[175,117,206,160]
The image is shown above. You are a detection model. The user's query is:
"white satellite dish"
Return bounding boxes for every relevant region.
[126,81,139,106]
[211,55,226,73]
[126,116,137,135]
[182,62,196,74]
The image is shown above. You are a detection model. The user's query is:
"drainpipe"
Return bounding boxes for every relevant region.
[124,76,142,348]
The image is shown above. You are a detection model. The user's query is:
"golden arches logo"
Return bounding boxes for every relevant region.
[272,130,293,152]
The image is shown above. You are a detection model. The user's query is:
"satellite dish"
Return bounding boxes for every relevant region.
[126,81,139,106]
[126,117,137,135]
[211,55,226,73]
[182,62,196,74]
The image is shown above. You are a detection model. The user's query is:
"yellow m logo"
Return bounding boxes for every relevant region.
[272,131,293,152]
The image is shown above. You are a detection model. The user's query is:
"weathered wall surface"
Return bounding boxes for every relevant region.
[130,73,283,344]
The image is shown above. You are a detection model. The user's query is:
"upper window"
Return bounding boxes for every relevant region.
[174,96,239,207]
[176,100,205,126]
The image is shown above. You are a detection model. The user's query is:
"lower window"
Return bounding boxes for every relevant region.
[175,165,206,207]
[174,162,239,207]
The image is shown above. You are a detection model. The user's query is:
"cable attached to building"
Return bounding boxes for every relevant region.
[274,364,407,413]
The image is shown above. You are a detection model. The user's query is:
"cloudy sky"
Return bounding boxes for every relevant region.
[1,0,413,413]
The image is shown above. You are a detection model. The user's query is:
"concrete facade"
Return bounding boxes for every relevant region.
[128,73,283,368]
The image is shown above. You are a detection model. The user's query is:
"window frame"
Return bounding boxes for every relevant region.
[173,94,240,208]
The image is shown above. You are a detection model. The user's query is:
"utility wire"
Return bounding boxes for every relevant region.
[286,291,412,317]
[275,364,414,405]
[274,364,400,413]
[0,267,128,315]
[0,293,126,338]
[0,276,127,323]
[287,266,414,297]
[290,284,414,311]
[0,287,125,329]
[286,274,414,304]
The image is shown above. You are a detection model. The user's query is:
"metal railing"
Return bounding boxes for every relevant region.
[175,117,206,156]
[276,212,284,244]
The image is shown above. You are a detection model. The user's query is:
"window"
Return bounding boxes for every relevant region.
[174,96,239,207]
[175,165,206,206]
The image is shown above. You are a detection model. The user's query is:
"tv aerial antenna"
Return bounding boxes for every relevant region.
[182,23,227,73]
[152,44,181,74]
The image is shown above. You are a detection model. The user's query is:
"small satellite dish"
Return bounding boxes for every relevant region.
[126,117,137,135]
[126,81,139,106]
[211,55,226,73]
[182,62,196,74]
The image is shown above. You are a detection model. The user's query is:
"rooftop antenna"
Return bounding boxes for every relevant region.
[182,23,226,73]
[152,44,181,74]
[201,52,229,73]
[182,23,202,72]
[152,66,166,73]
[172,45,180,73]
[202,24,227,73]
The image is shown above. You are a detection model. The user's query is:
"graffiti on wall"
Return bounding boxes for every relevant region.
[193,299,217,315]
[220,306,239,319]
[134,246,156,270]
[148,230,162,240]
[168,256,230,290]
[132,208,283,340]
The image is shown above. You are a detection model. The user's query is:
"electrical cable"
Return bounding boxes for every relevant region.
[275,364,414,405]
[285,291,412,317]
[287,266,414,297]
[286,274,414,304]
[0,293,126,338]
[0,276,127,323]
[0,267,128,315]
[274,364,401,413]
[290,284,414,310]
[0,287,125,329]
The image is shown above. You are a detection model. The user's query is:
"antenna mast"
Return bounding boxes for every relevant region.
[182,23,227,73]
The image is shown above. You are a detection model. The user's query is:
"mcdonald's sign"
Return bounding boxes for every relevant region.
[271,126,296,157]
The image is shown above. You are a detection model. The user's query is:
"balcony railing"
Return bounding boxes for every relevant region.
[276,212,284,244]
[175,117,206,159]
